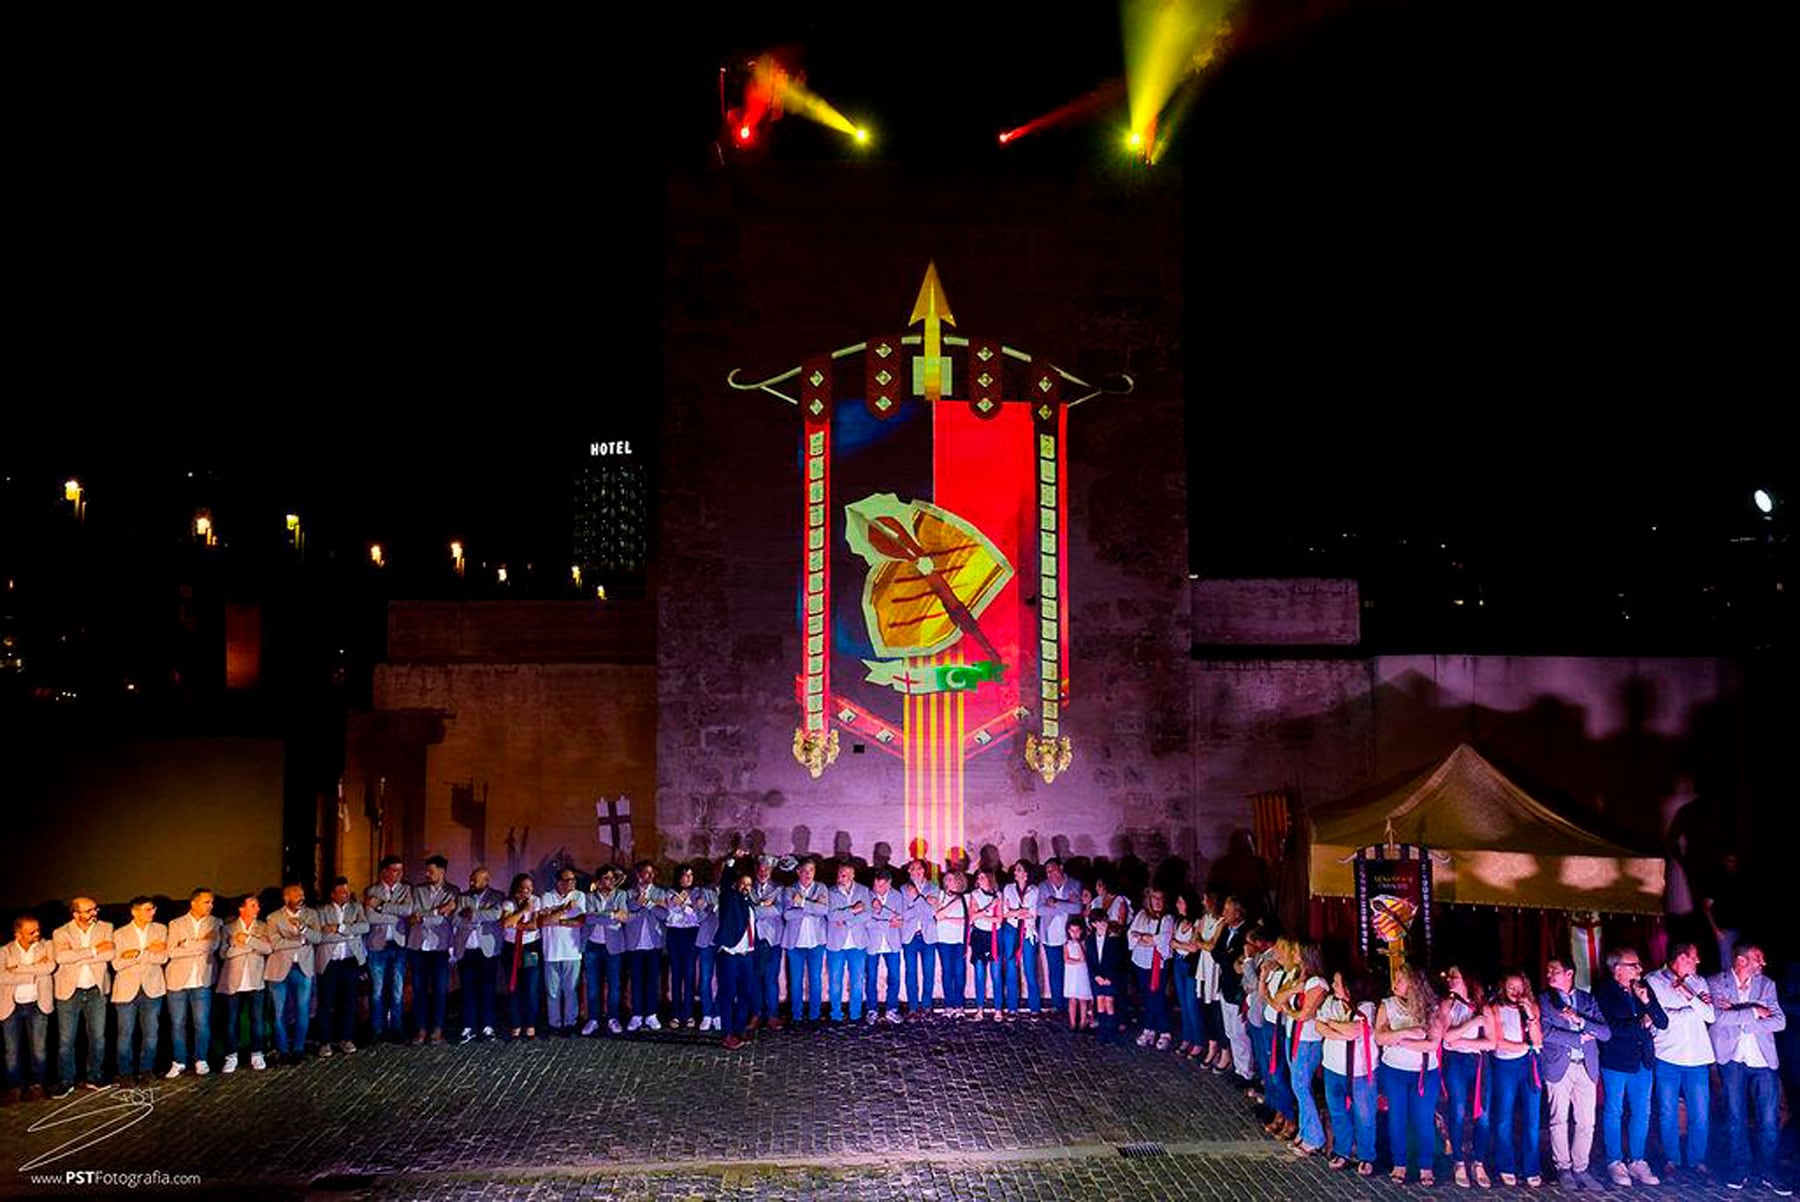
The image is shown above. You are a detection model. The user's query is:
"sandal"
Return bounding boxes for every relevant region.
[1473,1164,1491,1189]
[1420,1170,1435,1187]
[1454,1163,1470,1188]
[1289,1142,1317,1157]
[1357,1162,1374,1177]
[1327,1155,1348,1170]
[1391,1168,1409,1184]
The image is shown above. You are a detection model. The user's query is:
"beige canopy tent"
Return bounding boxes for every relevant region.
[1307,743,1664,915]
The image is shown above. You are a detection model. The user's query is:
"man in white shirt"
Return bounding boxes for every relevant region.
[824,863,871,1024]
[748,857,787,1030]
[163,887,221,1078]
[863,868,906,1024]
[1036,858,1082,1013]
[783,858,829,1025]
[216,894,273,1073]
[1,916,55,1102]
[110,896,169,1086]
[313,877,369,1055]
[623,861,667,1031]
[539,868,587,1037]
[1707,944,1790,1194]
[407,855,459,1044]
[1645,941,1716,1182]
[265,881,321,1063]
[51,896,113,1095]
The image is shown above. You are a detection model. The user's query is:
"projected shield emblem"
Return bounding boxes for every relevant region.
[727,262,1131,864]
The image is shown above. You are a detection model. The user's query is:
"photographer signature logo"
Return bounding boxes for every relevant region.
[18,1083,174,1174]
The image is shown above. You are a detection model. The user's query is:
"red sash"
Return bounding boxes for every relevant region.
[1473,1051,1485,1119]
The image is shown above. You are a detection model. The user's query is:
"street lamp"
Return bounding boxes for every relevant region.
[369,543,385,568]
[193,509,217,547]
[450,540,465,577]
[1753,489,1775,515]
[286,513,305,554]
[63,478,84,523]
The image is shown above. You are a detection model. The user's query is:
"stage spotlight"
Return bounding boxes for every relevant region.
[998,130,1013,145]
[738,125,752,142]
[1127,130,1144,149]
[1754,488,1775,514]
[854,126,870,145]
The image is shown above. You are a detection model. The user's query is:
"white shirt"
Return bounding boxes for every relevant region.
[72,922,99,991]
[11,940,39,1004]
[502,897,541,944]
[1379,995,1439,1071]
[539,891,585,961]
[1322,998,1379,1076]
[1493,1003,1529,1061]
[327,903,351,961]
[1195,913,1224,1001]
[1647,968,1717,1066]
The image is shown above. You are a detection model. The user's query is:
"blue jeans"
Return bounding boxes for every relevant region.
[1719,1061,1779,1180]
[509,962,542,1031]
[267,972,315,1054]
[409,950,450,1034]
[459,950,498,1034]
[826,947,867,1020]
[865,950,901,1012]
[936,943,966,1008]
[1250,1021,1276,1094]
[113,992,163,1075]
[319,961,358,1043]
[667,928,699,1021]
[224,990,264,1055]
[1291,1038,1326,1148]
[544,959,580,1028]
[166,986,212,1067]
[1492,1055,1542,1177]
[970,954,1001,1011]
[1044,940,1067,1009]
[718,951,755,1037]
[1443,1050,1493,1165]
[1265,1028,1296,1119]
[753,942,782,1019]
[1134,965,1169,1034]
[1601,1065,1654,1165]
[1654,1059,1711,1170]
[2,1008,49,1086]
[367,945,406,1036]
[1173,957,1202,1045]
[625,948,661,1021]
[904,936,937,1009]
[1381,1062,1440,1173]
[786,946,825,1020]
[56,985,107,1085]
[1000,926,1040,1011]
[582,945,621,1025]
[697,947,717,1020]
[1324,1067,1379,1163]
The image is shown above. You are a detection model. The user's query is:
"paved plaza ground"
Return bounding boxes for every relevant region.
[1,1014,1787,1200]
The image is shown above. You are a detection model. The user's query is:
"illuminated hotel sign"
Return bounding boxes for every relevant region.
[590,440,634,457]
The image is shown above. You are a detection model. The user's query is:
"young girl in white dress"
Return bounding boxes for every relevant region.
[1061,917,1093,1029]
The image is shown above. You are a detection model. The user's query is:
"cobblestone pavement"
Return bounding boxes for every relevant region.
[1,1014,1788,1199]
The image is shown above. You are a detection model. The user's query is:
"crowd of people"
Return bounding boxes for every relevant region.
[0,850,1790,1194]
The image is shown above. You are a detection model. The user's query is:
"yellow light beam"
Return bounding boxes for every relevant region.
[1121,0,1241,140]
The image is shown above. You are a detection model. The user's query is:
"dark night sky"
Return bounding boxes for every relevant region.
[8,4,1792,606]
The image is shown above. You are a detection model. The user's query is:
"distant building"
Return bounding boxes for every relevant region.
[572,438,648,595]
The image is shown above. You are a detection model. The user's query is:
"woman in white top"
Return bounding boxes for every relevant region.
[1315,968,1380,1175]
[1195,890,1229,1072]
[1376,963,1445,1185]
[1127,889,1175,1050]
[1440,965,1497,1188]
[1278,941,1332,1157]
[966,870,1004,1019]
[1486,969,1545,1186]
[1170,891,1205,1057]
[1259,938,1301,1140]
[500,873,542,1040]
[931,871,971,1017]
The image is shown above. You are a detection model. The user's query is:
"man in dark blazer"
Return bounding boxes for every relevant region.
[714,864,758,1050]
[1540,957,1611,1191]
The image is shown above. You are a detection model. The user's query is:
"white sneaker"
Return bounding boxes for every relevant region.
[608,1019,623,1034]
[165,1063,186,1079]
[866,1012,880,1025]
[644,1015,662,1031]
[250,1053,266,1071]
[1136,1030,1155,1047]
[194,1060,210,1076]
[580,1020,599,1036]
[317,1043,333,1058]
[458,1028,474,1044]
[480,1027,494,1040]
[222,1054,238,1074]
[627,1016,644,1031]
[708,1017,721,1031]
[886,1010,903,1024]
[1155,1033,1173,1051]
